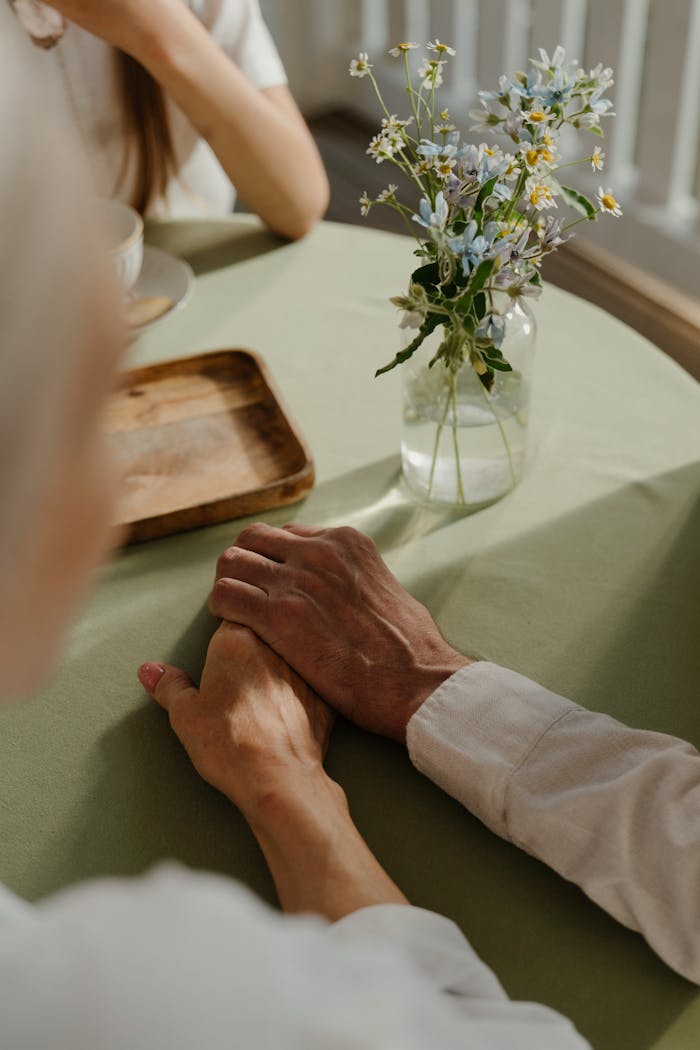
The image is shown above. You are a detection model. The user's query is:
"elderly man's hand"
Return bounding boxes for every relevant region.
[208,525,471,743]
[138,622,336,828]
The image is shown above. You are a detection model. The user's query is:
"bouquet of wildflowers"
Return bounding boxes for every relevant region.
[350,43,619,387]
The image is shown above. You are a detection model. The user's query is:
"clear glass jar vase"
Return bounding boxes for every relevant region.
[401,297,536,508]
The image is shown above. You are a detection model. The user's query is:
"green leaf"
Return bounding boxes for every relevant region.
[558,184,597,220]
[475,175,499,211]
[454,258,496,315]
[483,355,513,372]
[468,257,497,295]
[473,291,487,321]
[529,269,542,287]
[410,261,440,290]
[375,312,443,378]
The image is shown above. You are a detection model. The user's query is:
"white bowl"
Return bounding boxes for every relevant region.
[101,199,144,292]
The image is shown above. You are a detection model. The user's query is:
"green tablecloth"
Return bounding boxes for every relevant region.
[2,217,699,1049]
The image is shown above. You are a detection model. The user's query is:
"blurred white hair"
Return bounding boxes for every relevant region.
[0,9,93,601]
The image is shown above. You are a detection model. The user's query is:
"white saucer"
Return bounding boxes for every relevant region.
[129,245,194,334]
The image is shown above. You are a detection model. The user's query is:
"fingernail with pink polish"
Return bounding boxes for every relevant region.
[138,662,166,691]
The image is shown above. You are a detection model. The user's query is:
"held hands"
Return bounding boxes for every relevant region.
[138,621,335,828]
[138,615,406,919]
[137,524,459,918]
[208,524,471,743]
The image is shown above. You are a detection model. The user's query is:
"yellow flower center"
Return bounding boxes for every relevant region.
[601,193,617,210]
[526,149,539,167]
[529,110,547,123]
[529,185,552,206]
[539,149,554,164]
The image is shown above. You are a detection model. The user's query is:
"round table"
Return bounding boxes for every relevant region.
[2,217,699,1050]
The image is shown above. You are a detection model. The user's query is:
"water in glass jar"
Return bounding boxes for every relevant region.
[401,370,527,507]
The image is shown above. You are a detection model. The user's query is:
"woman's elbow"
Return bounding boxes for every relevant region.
[280,170,330,241]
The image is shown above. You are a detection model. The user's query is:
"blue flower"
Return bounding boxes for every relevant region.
[417,134,469,172]
[532,67,575,107]
[449,220,502,275]
[509,68,542,98]
[476,313,506,349]
[589,85,615,116]
[412,191,449,233]
[443,174,480,207]
[491,180,513,202]
[417,139,443,158]
[509,227,541,263]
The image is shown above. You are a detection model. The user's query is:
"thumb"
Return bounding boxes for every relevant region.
[137,662,198,711]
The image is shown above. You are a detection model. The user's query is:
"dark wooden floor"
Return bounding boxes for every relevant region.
[308,109,412,236]
[304,109,700,379]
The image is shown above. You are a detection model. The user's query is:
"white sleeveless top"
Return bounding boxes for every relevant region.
[48,0,286,217]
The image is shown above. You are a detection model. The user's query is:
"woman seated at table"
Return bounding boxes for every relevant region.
[0,17,589,1050]
[15,0,328,237]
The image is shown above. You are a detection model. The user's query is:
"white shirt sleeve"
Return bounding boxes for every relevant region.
[0,865,589,1049]
[407,662,700,985]
[197,0,287,89]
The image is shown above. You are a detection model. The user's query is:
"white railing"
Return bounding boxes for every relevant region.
[260,0,700,299]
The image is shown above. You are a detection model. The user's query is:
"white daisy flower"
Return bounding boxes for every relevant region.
[427,39,456,56]
[388,42,419,57]
[418,58,444,89]
[377,184,399,203]
[381,114,413,132]
[523,106,555,125]
[525,176,558,211]
[359,191,372,217]
[596,186,622,217]
[520,142,557,174]
[366,133,401,164]
[349,52,372,78]
[591,146,605,171]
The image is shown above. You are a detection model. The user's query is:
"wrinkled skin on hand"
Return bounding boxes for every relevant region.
[140,621,335,823]
[209,524,470,743]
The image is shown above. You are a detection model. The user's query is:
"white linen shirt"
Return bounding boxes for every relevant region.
[49,0,287,217]
[1,662,698,1047]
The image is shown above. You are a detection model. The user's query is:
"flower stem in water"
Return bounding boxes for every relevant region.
[450,374,466,505]
[427,373,453,500]
[478,380,517,489]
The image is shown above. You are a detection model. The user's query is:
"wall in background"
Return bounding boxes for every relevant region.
[260,0,700,302]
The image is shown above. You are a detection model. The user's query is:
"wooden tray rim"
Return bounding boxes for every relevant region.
[114,346,315,534]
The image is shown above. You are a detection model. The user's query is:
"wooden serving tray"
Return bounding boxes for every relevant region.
[105,349,314,543]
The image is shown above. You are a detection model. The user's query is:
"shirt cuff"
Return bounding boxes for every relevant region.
[406,663,577,839]
[330,904,506,1001]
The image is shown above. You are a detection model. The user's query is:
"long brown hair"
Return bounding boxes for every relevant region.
[114,52,177,215]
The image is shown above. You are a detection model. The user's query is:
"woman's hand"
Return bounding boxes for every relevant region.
[138,621,335,827]
[209,525,471,744]
[138,623,406,920]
